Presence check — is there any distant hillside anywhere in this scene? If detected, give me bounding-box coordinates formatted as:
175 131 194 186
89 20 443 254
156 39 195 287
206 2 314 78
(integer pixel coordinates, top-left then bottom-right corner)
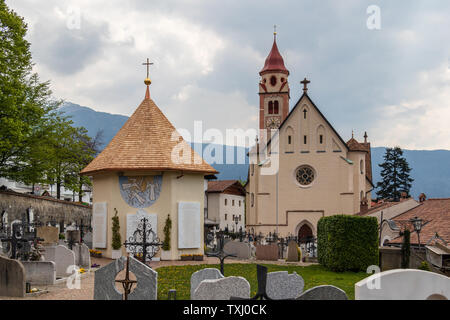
59 102 128 150
61 102 450 199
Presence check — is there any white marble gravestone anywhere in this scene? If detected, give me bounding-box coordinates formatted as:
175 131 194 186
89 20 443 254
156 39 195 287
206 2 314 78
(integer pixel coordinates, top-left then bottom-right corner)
178 202 201 249
93 202 107 248
126 209 157 253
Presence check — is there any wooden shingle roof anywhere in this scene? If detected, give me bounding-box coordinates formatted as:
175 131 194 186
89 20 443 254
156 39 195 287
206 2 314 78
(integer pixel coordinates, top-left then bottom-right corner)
81 94 217 176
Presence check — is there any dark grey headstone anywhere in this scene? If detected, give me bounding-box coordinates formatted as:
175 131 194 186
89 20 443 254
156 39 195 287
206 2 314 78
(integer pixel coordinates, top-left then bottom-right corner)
94 256 158 300
296 285 348 300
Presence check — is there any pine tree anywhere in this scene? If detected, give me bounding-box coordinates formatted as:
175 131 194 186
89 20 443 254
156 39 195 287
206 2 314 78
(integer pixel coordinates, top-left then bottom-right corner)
376 147 414 200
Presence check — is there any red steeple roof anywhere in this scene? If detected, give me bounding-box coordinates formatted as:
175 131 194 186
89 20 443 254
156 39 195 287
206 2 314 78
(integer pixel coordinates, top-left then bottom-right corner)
260 35 289 75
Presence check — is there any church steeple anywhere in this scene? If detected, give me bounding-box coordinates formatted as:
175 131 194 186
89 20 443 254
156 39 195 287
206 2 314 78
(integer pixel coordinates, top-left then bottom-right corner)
260 29 289 76
258 29 290 132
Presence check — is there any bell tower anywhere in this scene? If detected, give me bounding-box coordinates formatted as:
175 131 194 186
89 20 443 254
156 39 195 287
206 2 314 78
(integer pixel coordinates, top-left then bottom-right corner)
259 28 290 133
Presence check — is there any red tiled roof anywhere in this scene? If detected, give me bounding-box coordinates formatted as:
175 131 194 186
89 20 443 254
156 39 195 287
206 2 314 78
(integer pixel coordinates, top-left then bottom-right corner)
81 92 217 176
356 199 409 216
260 37 289 75
207 180 245 195
389 198 450 245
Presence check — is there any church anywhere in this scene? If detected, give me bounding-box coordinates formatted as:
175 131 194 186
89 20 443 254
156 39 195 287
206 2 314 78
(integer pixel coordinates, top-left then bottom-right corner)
81 64 217 260
245 32 374 240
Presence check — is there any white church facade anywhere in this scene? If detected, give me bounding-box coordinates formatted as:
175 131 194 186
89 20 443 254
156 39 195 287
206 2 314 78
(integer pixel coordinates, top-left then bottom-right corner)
245 33 373 240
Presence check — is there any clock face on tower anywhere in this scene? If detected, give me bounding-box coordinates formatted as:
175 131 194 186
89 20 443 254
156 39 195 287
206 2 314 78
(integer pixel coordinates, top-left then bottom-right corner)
266 117 281 129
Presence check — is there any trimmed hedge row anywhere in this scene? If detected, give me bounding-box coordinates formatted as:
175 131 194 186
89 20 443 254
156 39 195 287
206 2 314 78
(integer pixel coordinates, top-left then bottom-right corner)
317 215 379 272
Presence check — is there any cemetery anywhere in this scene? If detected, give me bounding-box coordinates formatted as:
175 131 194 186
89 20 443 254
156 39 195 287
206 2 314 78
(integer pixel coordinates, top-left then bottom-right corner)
0 2 449 308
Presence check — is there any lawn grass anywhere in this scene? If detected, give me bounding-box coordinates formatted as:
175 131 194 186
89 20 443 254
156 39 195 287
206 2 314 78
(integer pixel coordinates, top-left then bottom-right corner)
157 263 368 300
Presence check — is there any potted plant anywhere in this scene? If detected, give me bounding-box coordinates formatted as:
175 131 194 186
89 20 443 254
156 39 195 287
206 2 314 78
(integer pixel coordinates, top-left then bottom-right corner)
58 233 65 245
193 254 204 261
161 214 172 261
111 208 122 259
180 254 193 261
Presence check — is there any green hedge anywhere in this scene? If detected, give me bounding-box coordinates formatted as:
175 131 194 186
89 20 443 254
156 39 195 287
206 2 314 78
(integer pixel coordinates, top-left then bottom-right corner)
317 215 379 272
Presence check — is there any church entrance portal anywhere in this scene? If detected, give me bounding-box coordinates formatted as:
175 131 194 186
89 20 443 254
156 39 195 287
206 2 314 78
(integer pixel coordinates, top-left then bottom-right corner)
298 224 313 243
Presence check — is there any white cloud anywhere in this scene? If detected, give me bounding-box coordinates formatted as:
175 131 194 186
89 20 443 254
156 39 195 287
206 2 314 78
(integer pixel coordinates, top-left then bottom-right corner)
372 63 450 150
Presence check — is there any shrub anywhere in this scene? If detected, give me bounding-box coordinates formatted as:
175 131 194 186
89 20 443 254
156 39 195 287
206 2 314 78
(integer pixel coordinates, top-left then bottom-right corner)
317 215 379 272
111 208 122 250
297 246 302 261
162 214 172 251
418 261 431 271
401 229 411 268
59 233 65 240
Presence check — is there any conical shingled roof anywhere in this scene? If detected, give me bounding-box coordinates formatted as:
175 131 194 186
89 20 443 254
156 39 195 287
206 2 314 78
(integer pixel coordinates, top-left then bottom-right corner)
260 37 289 75
81 96 217 176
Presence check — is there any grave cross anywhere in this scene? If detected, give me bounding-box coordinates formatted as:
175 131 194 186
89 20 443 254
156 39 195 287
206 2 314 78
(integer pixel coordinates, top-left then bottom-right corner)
230 265 274 300
115 254 137 300
206 232 236 276
1 223 27 259
123 217 163 265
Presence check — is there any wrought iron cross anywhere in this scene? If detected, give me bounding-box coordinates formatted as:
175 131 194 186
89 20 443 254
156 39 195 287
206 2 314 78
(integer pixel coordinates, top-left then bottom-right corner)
206 232 236 276
115 254 137 300
301 77 310 93
142 58 153 79
123 217 162 265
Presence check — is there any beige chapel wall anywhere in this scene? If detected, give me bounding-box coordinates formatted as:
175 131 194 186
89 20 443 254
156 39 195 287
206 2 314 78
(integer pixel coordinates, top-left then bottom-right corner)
246 95 365 237
92 171 205 259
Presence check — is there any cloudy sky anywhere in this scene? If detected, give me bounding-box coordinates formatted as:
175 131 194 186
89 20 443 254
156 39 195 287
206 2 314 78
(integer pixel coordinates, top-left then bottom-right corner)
8 0 450 149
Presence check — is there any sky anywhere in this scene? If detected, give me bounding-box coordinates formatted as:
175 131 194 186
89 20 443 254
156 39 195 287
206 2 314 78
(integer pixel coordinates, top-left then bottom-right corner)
7 0 450 149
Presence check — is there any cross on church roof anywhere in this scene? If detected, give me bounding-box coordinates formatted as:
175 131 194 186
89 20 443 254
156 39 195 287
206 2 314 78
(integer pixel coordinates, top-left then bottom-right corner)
143 58 153 83
301 77 310 93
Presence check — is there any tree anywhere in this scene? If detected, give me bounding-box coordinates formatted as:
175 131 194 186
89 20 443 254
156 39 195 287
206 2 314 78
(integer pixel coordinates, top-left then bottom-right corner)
376 147 414 201
0 1 62 179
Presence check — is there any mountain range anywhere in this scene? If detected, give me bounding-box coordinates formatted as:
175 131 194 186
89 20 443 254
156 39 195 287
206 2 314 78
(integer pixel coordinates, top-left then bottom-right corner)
60 102 450 199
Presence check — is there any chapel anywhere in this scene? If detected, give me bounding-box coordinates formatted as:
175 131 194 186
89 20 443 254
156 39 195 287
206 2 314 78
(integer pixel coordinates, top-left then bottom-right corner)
81 62 217 260
245 32 373 240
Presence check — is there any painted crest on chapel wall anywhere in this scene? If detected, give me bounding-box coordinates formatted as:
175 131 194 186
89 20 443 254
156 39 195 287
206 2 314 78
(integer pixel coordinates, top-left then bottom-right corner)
118 175 163 208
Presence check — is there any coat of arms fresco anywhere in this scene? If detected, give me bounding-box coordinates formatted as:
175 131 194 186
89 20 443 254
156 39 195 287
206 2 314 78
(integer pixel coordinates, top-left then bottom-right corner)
118 175 163 208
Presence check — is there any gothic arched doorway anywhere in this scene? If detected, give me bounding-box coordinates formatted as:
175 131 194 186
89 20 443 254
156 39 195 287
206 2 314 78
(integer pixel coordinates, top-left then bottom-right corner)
298 224 313 243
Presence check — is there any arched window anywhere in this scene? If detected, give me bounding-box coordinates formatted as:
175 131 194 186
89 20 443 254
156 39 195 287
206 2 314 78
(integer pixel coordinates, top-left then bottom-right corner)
286 126 294 153
270 76 277 86
251 193 254 207
274 101 279 114
268 101 273 114
360 159 364 174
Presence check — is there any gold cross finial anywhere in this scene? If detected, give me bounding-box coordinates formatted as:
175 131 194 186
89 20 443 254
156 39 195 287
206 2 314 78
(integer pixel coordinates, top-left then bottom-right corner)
143 58 153 86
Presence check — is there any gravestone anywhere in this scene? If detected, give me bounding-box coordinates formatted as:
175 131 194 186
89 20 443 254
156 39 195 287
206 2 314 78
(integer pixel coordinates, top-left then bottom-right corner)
190 268 224 298
286 241 299 262
67 230 80 245
36 226 59 245
355 269 450 300
84 231 93 249
193 276 251 300
94 255 158 300
297 285 348 300
256 244 278 261
0 255 25 297
73 243 91 268
224 241 251 260
22 261 56 285
266 271 304 299
42 245 76 278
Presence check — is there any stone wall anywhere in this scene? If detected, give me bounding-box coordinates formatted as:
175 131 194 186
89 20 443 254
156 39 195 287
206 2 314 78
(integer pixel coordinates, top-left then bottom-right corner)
0 190 91 226
380 247 427 271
